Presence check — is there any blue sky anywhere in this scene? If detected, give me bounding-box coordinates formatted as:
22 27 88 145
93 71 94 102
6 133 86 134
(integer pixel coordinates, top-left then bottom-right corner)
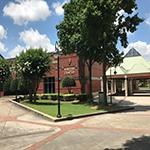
0 0 150 60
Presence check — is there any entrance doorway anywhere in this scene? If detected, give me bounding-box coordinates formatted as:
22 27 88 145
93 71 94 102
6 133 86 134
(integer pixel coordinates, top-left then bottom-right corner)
44 77 55 93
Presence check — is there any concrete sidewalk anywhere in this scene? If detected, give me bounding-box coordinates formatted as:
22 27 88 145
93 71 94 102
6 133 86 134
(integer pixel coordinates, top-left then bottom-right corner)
0 97 60 150
0 96 150 150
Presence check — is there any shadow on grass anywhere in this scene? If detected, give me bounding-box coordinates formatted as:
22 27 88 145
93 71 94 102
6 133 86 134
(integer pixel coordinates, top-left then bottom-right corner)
105 135 150 150
24 101 58 106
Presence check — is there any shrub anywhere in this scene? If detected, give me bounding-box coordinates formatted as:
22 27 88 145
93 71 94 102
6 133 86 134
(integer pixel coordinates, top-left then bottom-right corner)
50 93 63 101
63 94 76 101
3 79 11 95
62 76 76 93
76 93 87 102
40 94 50 100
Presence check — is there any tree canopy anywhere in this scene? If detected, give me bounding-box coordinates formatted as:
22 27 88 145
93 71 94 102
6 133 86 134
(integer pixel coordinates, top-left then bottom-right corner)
56 0 143 105
16 48 51 102
0 58 10 80
0 58 10 91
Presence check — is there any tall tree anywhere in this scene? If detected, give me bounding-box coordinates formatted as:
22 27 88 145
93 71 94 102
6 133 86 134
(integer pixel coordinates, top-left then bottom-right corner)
57 0 100 101
57 0 143 105
16 48 51 102
0 58 10 91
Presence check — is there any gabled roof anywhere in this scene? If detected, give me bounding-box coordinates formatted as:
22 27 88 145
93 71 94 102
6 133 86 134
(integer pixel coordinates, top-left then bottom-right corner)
125 48 141 57
106 48 150 76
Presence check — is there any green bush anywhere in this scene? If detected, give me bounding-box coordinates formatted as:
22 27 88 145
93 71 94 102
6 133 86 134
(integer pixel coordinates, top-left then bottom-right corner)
50 93 57 100
10 79 18 93
3 79 11 95
50 93 63 101
63 94 76 101
62 76 76 93
23 94 40 100
76 93 87 102
40 94 50 100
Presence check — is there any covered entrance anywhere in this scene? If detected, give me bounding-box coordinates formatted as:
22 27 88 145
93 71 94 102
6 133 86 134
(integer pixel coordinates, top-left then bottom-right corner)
106 48 150 96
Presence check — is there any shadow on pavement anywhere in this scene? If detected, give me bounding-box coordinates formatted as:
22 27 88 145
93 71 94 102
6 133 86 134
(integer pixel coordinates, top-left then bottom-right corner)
105 135 150 150
113 98 150 113
112 98 135 106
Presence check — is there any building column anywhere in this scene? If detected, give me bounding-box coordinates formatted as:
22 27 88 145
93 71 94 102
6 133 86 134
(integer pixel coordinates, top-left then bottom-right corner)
129 79 133 95
124 75 128 97
106 80 109 95
111 79 113 94
114 79 117 93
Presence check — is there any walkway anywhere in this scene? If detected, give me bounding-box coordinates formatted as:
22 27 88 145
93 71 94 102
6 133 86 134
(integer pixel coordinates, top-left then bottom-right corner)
0 96 150 150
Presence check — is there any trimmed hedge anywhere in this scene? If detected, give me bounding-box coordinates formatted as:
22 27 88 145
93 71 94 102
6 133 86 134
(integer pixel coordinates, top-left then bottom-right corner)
63 94 76 101
76 93 87 102
23 93 87 102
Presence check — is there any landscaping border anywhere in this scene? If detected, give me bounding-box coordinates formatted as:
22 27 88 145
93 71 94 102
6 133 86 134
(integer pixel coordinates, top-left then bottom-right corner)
9 99 134 122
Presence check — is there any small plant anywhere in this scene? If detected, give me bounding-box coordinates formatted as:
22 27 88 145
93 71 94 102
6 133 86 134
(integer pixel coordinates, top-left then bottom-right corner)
76 93 87 103
63 94 76 101
40 94 49 100
62 76 76 93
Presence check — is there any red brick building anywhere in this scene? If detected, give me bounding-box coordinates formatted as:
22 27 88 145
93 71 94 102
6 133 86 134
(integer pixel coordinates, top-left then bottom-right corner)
37 53 102 94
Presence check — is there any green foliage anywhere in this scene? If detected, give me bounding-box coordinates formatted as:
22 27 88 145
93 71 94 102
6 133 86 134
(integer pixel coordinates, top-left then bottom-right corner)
62 76 76 88
76 93 87 102
16 48 51 102
57 0 143 105
62 76 76 93
63 94 76 101
3 79 11 94
16 48 50 79
17 78 29 94
40 94 49 100
0 58 10 84
10 78 18 93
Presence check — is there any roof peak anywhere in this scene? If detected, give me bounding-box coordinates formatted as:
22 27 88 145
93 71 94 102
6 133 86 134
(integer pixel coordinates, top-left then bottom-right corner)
125 48 141 58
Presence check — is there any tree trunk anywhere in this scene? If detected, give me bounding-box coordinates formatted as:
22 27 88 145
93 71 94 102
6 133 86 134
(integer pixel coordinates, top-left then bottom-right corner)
102 61 108 105
33 79 39 103
87 59 93 103
68 87 71 94
79 58 86 93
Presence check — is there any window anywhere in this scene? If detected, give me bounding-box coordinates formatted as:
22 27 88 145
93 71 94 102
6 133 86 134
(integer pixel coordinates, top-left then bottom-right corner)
44 77 55 93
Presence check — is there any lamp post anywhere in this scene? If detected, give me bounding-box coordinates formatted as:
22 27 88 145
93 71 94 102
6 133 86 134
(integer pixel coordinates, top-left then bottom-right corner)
55 41 62 118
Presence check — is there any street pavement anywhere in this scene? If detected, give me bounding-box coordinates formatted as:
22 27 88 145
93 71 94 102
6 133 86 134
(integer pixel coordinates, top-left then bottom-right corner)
0 96 150 150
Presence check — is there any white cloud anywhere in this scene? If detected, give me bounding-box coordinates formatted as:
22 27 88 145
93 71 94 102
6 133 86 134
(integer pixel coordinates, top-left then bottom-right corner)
7 45 25 58
52 0 69 16
0 25 7 39
3 0 51 25
19 28 55 51
123 41 150 60
145 15 150 26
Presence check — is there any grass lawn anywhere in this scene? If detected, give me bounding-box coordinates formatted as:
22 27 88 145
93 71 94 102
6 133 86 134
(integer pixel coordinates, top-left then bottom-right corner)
21 100 106 117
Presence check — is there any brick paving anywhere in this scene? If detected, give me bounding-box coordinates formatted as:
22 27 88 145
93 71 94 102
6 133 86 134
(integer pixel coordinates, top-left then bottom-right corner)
0 96 150 150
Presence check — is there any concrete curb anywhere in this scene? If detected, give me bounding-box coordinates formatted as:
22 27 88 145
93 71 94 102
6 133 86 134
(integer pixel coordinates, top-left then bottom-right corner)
9 100 56 122
9 100 134 122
